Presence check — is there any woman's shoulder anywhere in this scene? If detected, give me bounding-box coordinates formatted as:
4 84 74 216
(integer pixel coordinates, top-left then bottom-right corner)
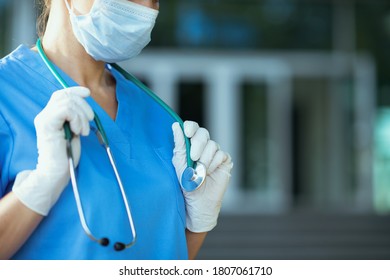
0 45 55 102
0 45 47 84
0 45 33 68
1 46 34 87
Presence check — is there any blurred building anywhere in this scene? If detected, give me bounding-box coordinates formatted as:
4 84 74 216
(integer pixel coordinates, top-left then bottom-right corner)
1 0 390 259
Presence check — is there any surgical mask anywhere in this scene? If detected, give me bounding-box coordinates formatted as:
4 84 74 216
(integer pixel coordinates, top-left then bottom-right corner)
64 0 159 63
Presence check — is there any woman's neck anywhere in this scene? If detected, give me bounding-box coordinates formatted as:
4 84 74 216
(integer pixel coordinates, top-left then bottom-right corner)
41 34 107 91
39 0 111 91
34 0 118 120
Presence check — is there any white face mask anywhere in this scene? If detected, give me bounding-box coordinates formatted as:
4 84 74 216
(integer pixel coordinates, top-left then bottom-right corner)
64 0 159 63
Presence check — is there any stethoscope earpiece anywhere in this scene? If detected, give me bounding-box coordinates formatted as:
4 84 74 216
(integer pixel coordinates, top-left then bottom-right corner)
114 242 126 252
99 238 110 247
98 238 127 251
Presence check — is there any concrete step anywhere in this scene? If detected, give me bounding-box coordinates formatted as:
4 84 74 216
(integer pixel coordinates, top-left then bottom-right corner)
197 214 390 260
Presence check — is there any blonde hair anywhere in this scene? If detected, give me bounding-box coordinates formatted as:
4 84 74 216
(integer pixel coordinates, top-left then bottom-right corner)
37 0 51 37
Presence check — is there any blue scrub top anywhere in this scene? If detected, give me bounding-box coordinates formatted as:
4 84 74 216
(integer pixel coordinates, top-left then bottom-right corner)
0 45 188 259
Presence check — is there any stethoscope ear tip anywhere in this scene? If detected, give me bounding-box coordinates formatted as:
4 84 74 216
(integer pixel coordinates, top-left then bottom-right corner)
99 238 110 246
180 163 206 192
114 242 126 251
99 239 127 251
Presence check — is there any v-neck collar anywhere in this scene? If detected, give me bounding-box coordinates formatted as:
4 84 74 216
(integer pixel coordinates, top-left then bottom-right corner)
58 64 133 158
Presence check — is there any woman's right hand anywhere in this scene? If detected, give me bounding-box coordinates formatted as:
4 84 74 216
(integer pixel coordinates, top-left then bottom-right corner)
12 86 94 216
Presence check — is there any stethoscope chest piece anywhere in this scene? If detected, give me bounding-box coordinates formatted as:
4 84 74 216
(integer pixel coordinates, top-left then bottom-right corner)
181 162 206 192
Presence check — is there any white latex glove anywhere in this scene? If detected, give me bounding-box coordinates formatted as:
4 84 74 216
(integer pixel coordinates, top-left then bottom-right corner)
172 121 233 233
13 87 94 216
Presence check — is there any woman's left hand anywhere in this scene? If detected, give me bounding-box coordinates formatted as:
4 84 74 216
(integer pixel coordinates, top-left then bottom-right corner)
172 121 233 233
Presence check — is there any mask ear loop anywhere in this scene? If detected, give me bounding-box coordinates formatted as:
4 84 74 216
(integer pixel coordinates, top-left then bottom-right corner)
36 38 137 251
63 0 73 14
63 0 83 16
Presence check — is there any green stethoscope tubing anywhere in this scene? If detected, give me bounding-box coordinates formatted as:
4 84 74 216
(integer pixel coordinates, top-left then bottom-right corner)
37 39 137 251
36 38 206 250
36 38 193 167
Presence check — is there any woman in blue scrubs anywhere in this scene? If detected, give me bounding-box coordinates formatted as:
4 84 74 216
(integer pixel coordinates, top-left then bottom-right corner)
0 0 232 259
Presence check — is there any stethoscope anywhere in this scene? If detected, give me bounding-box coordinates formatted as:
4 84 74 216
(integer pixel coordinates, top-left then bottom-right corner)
36 38 206 251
